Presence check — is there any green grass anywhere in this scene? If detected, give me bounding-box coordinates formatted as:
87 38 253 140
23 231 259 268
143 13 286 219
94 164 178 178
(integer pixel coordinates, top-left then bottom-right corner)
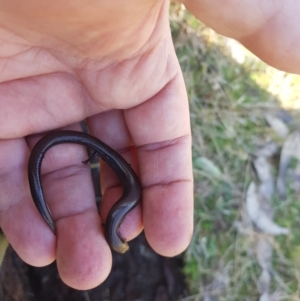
170 4 300 300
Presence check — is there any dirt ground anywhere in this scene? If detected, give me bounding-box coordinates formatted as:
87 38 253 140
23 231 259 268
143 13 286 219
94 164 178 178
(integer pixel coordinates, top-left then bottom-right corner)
0 232 188 301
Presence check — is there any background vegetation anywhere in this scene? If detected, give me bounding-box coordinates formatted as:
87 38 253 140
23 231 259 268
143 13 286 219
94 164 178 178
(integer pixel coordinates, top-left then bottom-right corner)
170 4 300 301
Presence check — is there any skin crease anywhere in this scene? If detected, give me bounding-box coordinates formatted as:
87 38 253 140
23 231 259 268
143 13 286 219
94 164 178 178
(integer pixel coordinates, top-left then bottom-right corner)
0 0 299 290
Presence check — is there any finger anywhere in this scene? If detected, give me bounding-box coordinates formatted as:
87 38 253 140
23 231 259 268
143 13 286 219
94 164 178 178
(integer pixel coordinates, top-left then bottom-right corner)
56 208 112 290
87 110 143 241
125 60 193 256
183 0 300 72
0 137 56 266
26 124 111 289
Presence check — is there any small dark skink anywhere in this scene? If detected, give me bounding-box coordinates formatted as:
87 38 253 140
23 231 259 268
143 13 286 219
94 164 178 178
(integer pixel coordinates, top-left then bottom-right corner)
28 130 141 253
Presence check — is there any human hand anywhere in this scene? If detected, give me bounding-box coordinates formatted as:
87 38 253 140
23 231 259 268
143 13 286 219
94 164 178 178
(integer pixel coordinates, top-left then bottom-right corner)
1 0 297 292
0 0 193 290
182 0 300 73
